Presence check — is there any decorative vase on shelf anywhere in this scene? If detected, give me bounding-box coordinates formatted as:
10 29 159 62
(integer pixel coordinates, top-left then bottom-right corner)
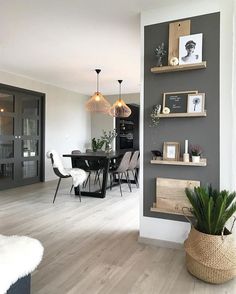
192 156 200 163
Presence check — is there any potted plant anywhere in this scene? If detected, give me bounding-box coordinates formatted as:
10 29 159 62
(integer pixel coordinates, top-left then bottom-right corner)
92 138 105 152
101 129 117 153
184 186 236 284
190 144 202 163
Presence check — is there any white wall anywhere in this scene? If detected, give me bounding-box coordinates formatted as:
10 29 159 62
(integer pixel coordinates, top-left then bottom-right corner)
140 0 235 244
91 93 140 141
0 70 91 181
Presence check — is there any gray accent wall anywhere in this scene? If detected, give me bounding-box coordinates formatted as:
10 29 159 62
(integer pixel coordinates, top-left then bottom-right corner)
143 13 220 222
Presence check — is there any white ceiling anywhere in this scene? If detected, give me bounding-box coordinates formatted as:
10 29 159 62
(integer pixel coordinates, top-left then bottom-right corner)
0 0 163 95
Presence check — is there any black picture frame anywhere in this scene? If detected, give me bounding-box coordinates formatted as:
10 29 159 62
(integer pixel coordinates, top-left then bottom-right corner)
163 91 198 113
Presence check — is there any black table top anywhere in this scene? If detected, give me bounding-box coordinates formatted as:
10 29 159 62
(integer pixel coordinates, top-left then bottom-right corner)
63 151 122 159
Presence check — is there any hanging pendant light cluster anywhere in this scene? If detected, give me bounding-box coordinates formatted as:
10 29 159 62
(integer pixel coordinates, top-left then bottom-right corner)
85 69 131 118
109 80 131 118
85 69 111 114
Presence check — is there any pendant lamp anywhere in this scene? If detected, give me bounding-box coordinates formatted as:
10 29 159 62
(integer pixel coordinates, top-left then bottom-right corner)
85 69 111 113
109 80 131 118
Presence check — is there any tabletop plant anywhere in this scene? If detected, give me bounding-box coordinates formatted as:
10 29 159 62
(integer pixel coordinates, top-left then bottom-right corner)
92 138 105 152
190 144 203 156
155 43 167 67
150 104 161 126
101 129 117 152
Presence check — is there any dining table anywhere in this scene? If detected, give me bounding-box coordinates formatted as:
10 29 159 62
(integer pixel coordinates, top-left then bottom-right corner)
63 151 123 198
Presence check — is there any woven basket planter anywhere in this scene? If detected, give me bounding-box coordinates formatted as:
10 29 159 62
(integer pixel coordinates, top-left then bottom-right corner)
184 227 236 284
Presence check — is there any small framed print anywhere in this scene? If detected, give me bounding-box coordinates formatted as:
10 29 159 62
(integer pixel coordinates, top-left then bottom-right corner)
163 91 198 113
179 33 203 65
187 93 205 113
163 142 180 161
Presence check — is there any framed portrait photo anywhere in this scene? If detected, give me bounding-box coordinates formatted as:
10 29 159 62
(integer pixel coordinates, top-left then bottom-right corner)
163 91 198 113
163 142 180 161
179 33 203 65
187 93 205 113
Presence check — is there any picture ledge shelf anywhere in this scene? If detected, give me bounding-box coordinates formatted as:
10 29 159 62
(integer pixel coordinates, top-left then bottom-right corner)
150 158 207 166
150 61 207 74
158 112 207 118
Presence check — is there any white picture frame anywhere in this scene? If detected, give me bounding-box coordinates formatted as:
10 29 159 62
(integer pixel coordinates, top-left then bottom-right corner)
187 93 205 113
179 33 203 65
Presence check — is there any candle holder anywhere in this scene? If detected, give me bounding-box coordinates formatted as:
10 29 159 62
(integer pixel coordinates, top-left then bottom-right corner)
183 153 190 162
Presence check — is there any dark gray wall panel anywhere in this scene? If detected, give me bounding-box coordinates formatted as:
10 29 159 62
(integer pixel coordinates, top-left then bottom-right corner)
143 13 220 222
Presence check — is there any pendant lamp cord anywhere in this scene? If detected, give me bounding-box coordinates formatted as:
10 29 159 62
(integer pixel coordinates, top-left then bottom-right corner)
95 69 101 93
118 80 123 100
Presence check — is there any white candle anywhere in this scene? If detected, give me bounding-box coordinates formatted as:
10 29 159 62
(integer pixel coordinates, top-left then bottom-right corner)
185 140 188 154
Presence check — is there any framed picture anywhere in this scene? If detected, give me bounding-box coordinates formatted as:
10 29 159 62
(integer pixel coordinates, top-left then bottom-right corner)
179 33 203 65
163 91 198 113
163 142 180 161
187 93 205 113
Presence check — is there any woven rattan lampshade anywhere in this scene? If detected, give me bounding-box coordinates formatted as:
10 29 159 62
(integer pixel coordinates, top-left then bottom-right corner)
109 80 131 118
85 69 111 113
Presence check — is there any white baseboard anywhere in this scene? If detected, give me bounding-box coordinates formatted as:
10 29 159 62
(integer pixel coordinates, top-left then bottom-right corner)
138 236 184 250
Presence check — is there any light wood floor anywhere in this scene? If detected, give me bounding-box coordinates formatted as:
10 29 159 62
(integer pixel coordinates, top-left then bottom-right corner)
0 180 235 294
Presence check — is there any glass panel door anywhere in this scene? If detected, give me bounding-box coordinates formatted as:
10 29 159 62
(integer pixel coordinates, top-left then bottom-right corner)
0 92 16 187
0 87 44 190
19 94 40 184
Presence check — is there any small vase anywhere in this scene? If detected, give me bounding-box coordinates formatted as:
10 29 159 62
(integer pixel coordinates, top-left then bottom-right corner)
156 57 163 67
105 142 112 153
192 156 200 163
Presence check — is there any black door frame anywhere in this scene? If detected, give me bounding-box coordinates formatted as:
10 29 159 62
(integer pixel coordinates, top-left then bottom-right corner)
0 83 46 185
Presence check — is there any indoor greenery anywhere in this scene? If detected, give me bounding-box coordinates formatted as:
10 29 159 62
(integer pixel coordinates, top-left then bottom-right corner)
185 186 236 235
92 138 105 152
190 144 203 156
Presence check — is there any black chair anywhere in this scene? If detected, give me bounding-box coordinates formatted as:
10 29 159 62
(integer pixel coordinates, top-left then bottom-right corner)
109 151 132 196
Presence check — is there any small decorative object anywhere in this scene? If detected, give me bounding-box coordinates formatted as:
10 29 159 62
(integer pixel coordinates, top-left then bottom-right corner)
163 91 198 113
92 138 105 152
183 139 190 162
169 57 179 66
184 185 236 284
190 144 203 163
151 150 162 160
162 107 170 114
163 142 180 161
101 129 117 153
187 93 205 113
155 43 167 67
150 104 161 126
179 33 203 65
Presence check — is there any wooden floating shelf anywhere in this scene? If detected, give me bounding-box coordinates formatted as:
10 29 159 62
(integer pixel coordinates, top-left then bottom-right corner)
158 111 207 118
150 61 207 74
150 158 207 167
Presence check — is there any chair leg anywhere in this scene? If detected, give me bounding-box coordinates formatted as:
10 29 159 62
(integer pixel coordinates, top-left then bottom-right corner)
110 173 113 190
135 169 139 188
53 178 61 203
125 171 132 192
131 170 139 188
70 184 74 194
118 173 123 197
78 185 82 202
